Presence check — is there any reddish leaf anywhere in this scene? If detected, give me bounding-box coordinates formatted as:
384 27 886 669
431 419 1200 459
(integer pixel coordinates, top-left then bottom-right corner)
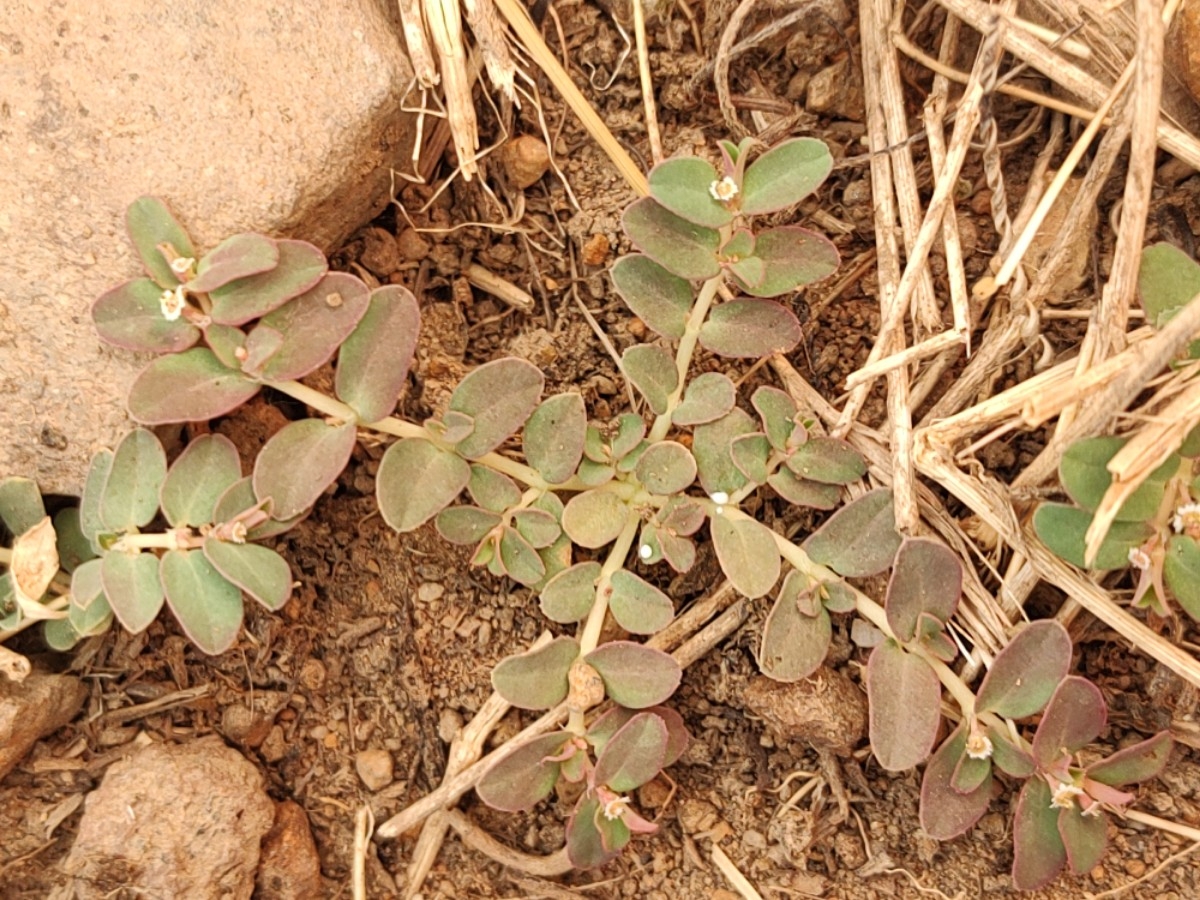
335 285 420 423
252 419 357 520
866 640 941 771
127 348 261 424
92 278 201 353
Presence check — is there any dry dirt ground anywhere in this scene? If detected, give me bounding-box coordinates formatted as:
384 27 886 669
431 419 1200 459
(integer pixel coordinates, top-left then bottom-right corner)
5 1 1200 898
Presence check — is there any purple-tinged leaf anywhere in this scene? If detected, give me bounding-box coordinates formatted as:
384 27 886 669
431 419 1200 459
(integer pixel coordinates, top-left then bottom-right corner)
622 344 678 415
497 525 546 586
126 196 194 289
660 531 697 574
698 298 801 358
784 437 866 485
203 540 292 611
661 497 705 536
127 348 261 424
711 514 781 599
917 612 958 662
693 408 757 496
540 562 601 623
804 489 900 577
1033 676 1107 767
335 285 420 423
727 256 765 288
730 433 771 484
562 490 628 549
160 549 243 655
760 570 831 682
160 434 242 528
100 428 168 532
435 506 501 545
608 570 674 635
975 620 1071 718
1032 503 1152 570
1058 804 1107 875
477 732 573 812
734 226 840 297
611 254 692 341
885 537 962 642
449 358 545 459
239 325 284 377
672 372 736 426
647 156 733 228
189 233 279 293
92 278 202 353
635 441 696 495
622 197 721 280
99 552 163 634
468 465 521 513
768 468 839 509
988 724 1036 778
751 386 800 451
587 706 689 767
866 640 940 771
586 641 681 709
438 411 476 445
253 420 356 520
524 393 587 484
594 712 669 792
212 477 306 541
920 725 993 840
567 795 619 868
208 239 328 325
740 137 833 215
492 635 580 709
1012 779 1067 891
255 272 371 382
1086 731 1172 786
204 323 247 369
377 438 471 532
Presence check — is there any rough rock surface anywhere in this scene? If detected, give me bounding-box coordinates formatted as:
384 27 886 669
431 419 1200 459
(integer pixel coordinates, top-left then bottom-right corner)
0 672 88 782
63 736 275 899
0 0 415 495
256 800 325 900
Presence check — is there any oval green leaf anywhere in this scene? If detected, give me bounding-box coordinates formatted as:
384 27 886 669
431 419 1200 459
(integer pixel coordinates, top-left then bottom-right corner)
740 137 833 215
975 620 1071 718
785 437 866 485
126 195 195 289
647 156 732 228
160 549 244 655
610 254 692 340
562 490 628 548
0 477 46 537
128 348 261 424
468 465 522 513
1012 779 1067 891
497 525 546 586
377 438 471 533
635 441 696 495
672 372 736 426
608 569 674 635
804 489 901 577
253 419 357 520
100 551 165 634
1139 242 1200 329
449 358 545 459
1032 502 1152 570
711 514 781 599
593 712 669 792
255 272 372 382
540 561 601 623
693 408 757 496
622 344 678 415
768 468 840 509
735 226 840 297
1165 534 1200 621
1032 676 1106 767
491 635 580 709
884 537 962 643
203 539 293 611
160 434 242 528
585 641 682 709
208 239 329 325
698 298 802 358
524 393 587 485
1060 436 1177 520
435 505 501 545
867 640 941 771
476 732 572 812
92 278 201 353
751 385 800 450
189 232 280 293
100 428 168 532
335 284 421 423
622 197 721 280
919 725 993 840
759 570 831 682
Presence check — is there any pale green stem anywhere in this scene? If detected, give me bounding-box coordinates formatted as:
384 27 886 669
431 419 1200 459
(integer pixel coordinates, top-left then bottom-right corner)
647 276 724 444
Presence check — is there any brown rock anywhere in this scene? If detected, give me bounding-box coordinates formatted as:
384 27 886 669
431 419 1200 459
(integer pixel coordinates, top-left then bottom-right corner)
257 800 324 900
63 736 274 899
359 227 402 278
0 672 87 782
0 0 417 496
501 135 552 189
397 228 432 262
806 57 864 121
355 748 394 791
741 668 867 755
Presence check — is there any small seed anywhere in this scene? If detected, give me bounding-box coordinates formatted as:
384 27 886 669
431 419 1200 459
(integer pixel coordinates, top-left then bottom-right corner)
326 292 343 308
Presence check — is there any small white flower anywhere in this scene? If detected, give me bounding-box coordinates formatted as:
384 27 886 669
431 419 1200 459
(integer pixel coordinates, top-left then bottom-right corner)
1128 546 1152 569
639 544 653 560
1049 780 1085 810
710 491 729 506
709 177 739 203
1172 502 1200 534
169 256 196 275
965 730 993 760
601 793 631 821
160 285 186 321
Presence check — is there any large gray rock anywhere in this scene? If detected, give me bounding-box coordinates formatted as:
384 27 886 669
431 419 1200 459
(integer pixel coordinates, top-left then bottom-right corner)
0 0 416 495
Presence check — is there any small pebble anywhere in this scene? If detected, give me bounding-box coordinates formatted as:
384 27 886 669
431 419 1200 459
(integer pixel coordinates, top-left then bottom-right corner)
417 583 445 603
299 658 326 691
1124 858 1147 877
502 134 551 189
356 749 394 791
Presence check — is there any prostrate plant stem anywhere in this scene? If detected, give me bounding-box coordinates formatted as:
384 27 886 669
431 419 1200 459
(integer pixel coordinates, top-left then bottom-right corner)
647 275 723 443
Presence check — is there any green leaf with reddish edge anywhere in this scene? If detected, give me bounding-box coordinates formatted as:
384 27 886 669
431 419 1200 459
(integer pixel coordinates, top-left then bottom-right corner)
1086 731 1172 786
1032 502 1152 570
588 706 689 767
54 508 96 575
160 549 243 654
752 386 799 451
727 257 765 290
437 411 475 445
524 393 587 484
1139 242 1200 329
728 432 769 485
638 524 664 565
760 570 831 682
492 635 579 709
43 618 80 651
208 239 328 325
740 137 833 215
1164 535 1200 620
448 358 545 459
253 420 356 520
721 229 754 260
100 549 164 633
435 506 501 545
1032 676 1107 767
255 272 371 382
68 579 112 637
1013 779 1068 890
735 226 840 297
126 196 194 289
189 233 279 293
610 255 691 341
92 278 202 354
476 732 572 812
512 509 561 549
698 298 801 358
988 724 1036 777
785 437 866 485
919 725 993 840
1059 436 1177 520
622 197 721 280
867 640 941 771
160 434 242 528
661 497 705 535
594 712 669 792
647 156 732 228
585 641 682 709
204 323 247 369
334 285 420 423
540 561 600 623
622 344 678 415
0 478 45 537
975 620 1072 718
128 348 261 424
533 530 573 593
239 325 284 377
578 458 615 487
212 478 305 540
377 438 471 533
1059 804 1107 875
79 451 114 549
661 531 697 573
768 468 839 509
497 525 545 586
916 611 957 661
949 742 991 794
608 570 674 634
635 442 696 495
567 795 618 868
884 537 962 642
203 540 292 611
468 465 521 513
672 372 735 426
821 581 856 613
711 514 781 599
611 414 646 462
562 490 628 548
693 408 757 496
804 488 900 577
100 428 167 532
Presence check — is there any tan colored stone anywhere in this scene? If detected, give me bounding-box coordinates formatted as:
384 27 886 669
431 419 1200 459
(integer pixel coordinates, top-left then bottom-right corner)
0 0 415 496
0 673 87 782
355 747 394 791
741 667 867 755
256 800 324 900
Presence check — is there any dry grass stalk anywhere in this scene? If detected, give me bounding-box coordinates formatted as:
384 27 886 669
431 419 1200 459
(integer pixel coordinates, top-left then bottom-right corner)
632 0 664 165
398 0 440 88
424 0 480 180
462 0 517 101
